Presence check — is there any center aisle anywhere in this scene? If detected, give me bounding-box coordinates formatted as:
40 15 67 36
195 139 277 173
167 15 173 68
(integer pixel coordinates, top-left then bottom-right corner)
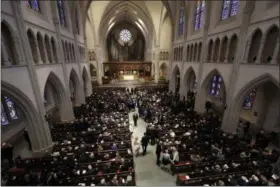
128 111 176 186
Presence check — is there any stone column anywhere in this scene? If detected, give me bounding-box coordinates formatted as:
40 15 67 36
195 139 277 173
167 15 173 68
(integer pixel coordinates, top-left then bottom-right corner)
34 39 43 64
224 42 230 63
1 42 12 66
242 40 251 63
271 38 279 64
51 10 74 120
43 41 50 64
221 1 255 133
255 36 266 64
210 43 215 63
194 1 211 113
11 1 53 152
217 42 222 63
12 36 25 65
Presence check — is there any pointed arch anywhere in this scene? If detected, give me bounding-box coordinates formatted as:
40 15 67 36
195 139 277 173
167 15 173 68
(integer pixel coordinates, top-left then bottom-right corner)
261 25 279 64
228 34 238 62
224 73 280 132
213 38 220 62
248 28 263 63
44 35 52 63
1 21 18 65
44 71 68 121
1 81 52 151
183 66 197 95
207 39 213 62
69 68 84 105
51 37 58 63
220 36 228 62
199 69 227 114
27 29 38 63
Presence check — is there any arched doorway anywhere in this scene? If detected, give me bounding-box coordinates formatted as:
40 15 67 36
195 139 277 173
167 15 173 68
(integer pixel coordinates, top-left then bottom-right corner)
82 67 92 97
69 69 84 106
171 65 180 95
197 70 227 115
183 67 197 100
90 64 97 81
223 74 280 133
43 72 73 122
2 81 52 153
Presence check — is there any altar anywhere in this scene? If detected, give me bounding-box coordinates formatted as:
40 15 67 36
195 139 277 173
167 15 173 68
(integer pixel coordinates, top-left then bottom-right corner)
123 75 135 80
103 61 152 81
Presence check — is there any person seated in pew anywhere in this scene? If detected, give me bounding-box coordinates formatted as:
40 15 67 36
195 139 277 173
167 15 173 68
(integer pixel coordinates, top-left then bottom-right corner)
111 143 118 151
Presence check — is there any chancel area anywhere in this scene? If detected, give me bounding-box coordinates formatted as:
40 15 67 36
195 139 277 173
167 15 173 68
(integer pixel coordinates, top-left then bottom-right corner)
1 0 280 186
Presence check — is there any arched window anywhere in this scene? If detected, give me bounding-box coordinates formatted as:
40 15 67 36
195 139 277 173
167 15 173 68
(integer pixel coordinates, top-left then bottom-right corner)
24 0 40 12
1 96 19 126
194 0 205 31
221 0 239 20
209 74 222 97
178 6 185 36
75 8 80 35
57 0 67 27
243 89 257 110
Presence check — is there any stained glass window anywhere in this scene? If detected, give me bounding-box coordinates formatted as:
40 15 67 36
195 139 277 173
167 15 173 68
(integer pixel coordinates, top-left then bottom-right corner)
194 0 205 31
230 0 239 16
221 0 239 20
1 103 9 126
4 96 19 120
178 6 185 36
243 89 257 110
24 0 40 12
209 74 222 97
57 0 67 27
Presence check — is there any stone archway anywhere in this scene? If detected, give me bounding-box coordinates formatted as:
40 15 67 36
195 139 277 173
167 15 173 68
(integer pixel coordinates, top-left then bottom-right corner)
44 72 74 122
69 69 84 106
222 74 280 133
171 65 180 94
183 67 197 99
2 81 52 152
195 69 227 115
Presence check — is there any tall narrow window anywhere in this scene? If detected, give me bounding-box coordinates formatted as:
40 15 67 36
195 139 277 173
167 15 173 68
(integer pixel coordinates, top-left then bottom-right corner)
209 74 222 97
178 6 185 36
243 89 257 110
24 0 40 12
75 8 80 35
57 0 67 27
221 0 239 20
194 0 205 30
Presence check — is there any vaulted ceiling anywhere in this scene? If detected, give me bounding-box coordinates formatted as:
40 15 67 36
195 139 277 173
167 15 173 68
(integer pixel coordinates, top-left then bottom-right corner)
80 1 175 49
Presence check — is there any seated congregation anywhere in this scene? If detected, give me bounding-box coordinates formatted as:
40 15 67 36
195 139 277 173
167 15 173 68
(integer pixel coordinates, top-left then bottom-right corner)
134 87 280 186
1 86 280 186
3 88 135 186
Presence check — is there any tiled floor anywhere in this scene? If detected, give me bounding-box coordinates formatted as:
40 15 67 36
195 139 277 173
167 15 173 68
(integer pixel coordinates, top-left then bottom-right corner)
128 111 176 186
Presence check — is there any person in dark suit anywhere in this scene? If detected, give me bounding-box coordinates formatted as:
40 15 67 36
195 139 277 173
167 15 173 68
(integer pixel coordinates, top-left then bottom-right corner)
1 142 14 168
133 113 139 127
156 141 162 166
141 133 149 156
